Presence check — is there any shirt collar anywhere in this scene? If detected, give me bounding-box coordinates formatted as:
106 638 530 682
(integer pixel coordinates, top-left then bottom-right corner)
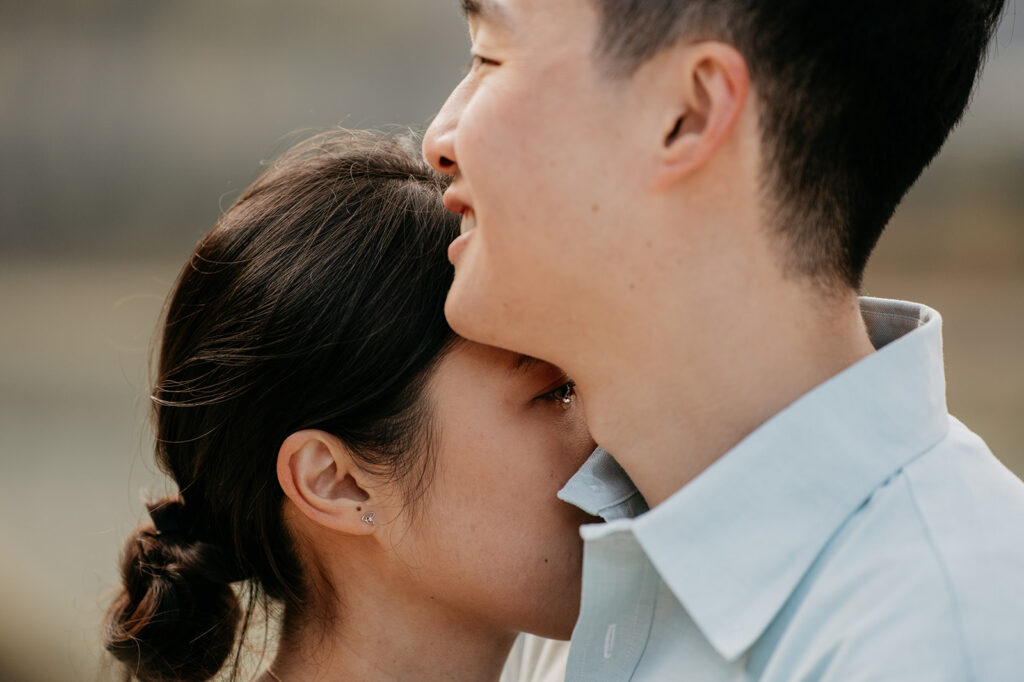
559 446 648 521
595 298 950 661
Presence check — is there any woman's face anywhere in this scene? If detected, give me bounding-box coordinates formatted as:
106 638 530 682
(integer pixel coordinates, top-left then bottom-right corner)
378 341 597 640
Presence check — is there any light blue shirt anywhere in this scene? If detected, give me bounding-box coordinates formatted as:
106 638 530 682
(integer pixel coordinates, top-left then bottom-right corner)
559 298 1024 681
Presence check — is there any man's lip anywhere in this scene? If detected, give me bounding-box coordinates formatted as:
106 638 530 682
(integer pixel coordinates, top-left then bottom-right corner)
443 188 470 215
447 230 474 265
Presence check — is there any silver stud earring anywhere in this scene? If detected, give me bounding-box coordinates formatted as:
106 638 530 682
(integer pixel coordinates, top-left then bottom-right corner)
360 511 375 526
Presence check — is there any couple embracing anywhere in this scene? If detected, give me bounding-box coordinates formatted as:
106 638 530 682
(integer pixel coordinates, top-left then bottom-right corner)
105 1 1024 680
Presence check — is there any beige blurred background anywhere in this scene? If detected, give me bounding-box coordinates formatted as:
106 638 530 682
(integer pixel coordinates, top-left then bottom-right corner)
0 1 1021 680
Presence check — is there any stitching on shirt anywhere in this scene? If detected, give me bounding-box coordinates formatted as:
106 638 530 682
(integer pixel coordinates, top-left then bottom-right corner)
598 488 644 514
625 563 660 681
862 311 923 325
904 467 978 682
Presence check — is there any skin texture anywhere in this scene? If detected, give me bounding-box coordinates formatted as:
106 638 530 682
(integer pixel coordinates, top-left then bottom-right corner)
272 342 596 682
423 0 876 507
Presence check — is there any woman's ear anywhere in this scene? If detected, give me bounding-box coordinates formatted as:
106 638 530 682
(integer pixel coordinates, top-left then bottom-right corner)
276 429 377 535
653 41 750 188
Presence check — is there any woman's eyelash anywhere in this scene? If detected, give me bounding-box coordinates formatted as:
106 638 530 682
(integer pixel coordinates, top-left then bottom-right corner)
540 381 576 406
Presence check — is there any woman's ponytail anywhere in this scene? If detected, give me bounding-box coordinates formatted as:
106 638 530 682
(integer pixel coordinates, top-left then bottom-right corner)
103 498 242 682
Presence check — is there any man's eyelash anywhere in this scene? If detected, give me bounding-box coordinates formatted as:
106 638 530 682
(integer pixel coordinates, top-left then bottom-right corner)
464 54 499 74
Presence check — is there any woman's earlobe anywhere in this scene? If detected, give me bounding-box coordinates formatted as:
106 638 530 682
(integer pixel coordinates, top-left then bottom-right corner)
277 430 377 535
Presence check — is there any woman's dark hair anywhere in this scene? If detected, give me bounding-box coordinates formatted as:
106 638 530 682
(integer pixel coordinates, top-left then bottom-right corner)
103 130 459 681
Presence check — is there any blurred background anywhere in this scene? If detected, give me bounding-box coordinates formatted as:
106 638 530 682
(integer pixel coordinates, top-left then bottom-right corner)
0 1 1021 679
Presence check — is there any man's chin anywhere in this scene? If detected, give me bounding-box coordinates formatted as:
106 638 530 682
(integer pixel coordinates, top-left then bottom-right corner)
443 279 494 345
444 263 548 356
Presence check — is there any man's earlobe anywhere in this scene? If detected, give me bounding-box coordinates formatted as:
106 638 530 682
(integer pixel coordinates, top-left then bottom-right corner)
665 116 685 147
276 430 377 535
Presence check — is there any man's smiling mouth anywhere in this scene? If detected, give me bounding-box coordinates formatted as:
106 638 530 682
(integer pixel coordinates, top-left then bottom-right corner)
460 209 477 235
448 210 477 265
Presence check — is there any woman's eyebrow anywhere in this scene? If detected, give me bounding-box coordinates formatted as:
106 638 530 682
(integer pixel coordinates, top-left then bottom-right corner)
509 353 543 375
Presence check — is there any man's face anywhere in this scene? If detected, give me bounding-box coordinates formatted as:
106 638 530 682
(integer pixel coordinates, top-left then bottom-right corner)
424 0 649 362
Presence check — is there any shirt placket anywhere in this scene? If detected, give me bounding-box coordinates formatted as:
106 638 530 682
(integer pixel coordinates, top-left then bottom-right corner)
566 530 660 681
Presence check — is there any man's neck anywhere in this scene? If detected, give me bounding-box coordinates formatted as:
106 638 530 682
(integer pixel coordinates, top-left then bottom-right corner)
573 282 875 509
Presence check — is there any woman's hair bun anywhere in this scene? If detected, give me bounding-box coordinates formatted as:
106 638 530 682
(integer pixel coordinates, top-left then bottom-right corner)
103 497 242 682
146 497 191 542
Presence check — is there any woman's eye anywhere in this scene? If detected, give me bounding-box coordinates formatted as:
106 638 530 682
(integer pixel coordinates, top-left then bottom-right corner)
540 381 576 408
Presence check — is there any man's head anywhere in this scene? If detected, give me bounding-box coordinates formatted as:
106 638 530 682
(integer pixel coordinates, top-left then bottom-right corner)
424 0 1005 367
589 0 1006 286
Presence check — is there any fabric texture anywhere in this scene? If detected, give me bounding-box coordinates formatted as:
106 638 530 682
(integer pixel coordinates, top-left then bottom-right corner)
559 297 1024 681
500 634 571 682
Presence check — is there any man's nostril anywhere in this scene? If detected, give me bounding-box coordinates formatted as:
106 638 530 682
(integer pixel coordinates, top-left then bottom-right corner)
439 155 455 168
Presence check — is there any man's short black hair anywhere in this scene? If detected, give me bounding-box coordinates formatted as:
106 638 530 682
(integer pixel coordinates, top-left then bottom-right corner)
592 0 1006 289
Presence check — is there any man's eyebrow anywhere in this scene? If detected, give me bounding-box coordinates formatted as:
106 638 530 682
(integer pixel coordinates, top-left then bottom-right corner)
509 353 543 375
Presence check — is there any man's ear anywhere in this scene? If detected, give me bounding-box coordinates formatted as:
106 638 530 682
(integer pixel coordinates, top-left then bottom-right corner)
653 41 749 188
276 429 377 535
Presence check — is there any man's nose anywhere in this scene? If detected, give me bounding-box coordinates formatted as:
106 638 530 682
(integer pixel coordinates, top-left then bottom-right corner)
423 87 465 176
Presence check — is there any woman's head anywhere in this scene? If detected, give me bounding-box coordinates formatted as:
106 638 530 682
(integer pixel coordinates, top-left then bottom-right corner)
104 130 595 682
